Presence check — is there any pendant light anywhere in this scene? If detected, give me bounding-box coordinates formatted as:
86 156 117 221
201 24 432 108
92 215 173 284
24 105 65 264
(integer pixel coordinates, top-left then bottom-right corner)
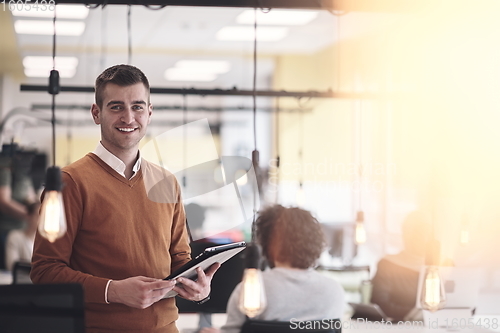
238 243 267 317
238 7 267 318
355 211 366 244
420 239 446 312
355 101 366 244
38 10 67 243
182 94 188 188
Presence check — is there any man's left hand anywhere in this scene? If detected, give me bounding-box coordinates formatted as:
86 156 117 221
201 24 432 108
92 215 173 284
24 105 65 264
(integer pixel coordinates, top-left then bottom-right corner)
173 263 221 302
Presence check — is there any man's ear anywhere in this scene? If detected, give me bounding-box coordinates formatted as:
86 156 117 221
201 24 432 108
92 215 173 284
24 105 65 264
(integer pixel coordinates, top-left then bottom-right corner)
91 104 101 125
147 103 153 124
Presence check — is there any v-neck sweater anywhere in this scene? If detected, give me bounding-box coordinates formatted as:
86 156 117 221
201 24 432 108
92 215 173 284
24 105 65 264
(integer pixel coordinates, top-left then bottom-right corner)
31 153 191 332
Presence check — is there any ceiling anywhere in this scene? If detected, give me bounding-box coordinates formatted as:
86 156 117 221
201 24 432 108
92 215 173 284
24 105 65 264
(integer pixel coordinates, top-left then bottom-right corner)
11 6 336 88
5 4 402 89
1 3 403 149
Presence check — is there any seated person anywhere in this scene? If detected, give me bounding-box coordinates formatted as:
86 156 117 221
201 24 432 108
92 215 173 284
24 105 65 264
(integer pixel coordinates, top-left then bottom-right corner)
5 202 39 271
370 211 432 321
202 205 345 333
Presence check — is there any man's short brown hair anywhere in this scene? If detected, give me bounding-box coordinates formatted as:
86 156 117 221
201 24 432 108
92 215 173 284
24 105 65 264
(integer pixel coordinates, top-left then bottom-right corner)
256 205 326 269
95 64 150 108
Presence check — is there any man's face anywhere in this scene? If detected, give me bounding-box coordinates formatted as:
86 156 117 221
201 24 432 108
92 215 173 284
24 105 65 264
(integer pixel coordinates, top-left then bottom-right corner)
91 82 152 156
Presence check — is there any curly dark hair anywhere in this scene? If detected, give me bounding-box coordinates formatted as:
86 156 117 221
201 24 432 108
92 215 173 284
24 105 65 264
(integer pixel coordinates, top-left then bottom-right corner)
95 64 150 108
256 205 326 269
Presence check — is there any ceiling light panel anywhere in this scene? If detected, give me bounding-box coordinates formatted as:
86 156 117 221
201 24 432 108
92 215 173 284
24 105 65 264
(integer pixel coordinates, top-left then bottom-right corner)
236 10 319 26
24 68 76 78
164 60 232 82
164 69 217 82
175 60 231 74
23 56 78 78
216 26 288 42
12 5 89 19
15 20 85 36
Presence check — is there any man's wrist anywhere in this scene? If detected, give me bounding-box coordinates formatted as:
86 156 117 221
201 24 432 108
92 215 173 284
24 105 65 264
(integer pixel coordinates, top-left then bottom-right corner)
105 280 113 304
193 294 210 305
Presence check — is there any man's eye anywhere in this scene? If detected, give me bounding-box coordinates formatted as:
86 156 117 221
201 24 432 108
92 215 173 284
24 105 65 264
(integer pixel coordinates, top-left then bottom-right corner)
111 106 121 110
133 105 144 111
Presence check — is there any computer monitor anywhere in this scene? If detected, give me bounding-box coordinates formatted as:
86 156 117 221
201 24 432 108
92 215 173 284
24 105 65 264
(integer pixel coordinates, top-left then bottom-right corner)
0 283 85 333
321 222 358 265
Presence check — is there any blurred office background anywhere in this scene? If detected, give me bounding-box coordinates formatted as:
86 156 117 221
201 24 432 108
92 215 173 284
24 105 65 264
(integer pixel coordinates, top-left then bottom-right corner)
1 0 500 317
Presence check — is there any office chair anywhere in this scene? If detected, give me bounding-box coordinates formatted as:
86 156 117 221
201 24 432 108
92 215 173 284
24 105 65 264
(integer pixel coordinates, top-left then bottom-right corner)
240 318 341 333
12 261 32 284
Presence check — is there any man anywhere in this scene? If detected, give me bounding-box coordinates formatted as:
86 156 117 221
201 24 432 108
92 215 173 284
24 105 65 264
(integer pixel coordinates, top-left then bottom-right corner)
31 64 219 333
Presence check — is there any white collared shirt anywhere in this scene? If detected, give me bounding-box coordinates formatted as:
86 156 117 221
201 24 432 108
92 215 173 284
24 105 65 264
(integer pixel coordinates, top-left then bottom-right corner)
93 142 141 179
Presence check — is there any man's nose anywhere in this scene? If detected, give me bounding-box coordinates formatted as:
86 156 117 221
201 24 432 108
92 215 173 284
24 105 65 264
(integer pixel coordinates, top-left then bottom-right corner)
121 108 134 124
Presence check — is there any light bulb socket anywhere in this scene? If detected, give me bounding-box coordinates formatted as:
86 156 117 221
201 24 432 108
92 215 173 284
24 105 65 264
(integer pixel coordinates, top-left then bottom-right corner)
356 211 364 223
245 243 262 269
252 150 259 170
45 166 63 192
48 70 60 95
425 239 441 266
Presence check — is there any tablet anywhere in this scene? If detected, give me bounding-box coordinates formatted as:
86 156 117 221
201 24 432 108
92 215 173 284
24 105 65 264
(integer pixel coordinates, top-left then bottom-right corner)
163 241 246 298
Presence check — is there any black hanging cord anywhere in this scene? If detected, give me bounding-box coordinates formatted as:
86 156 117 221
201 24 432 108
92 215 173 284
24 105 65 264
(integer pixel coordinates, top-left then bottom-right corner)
182 94 187 188
51 99 56 166
250 7 259 242
49 9 59 167
298 107 303 189
275 97 280 203
252 8 257 150
52 14 56 71
46 6 62 194
127 5 132 64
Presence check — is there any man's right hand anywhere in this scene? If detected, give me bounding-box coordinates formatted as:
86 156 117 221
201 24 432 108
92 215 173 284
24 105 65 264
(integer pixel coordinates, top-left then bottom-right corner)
107 276 176 309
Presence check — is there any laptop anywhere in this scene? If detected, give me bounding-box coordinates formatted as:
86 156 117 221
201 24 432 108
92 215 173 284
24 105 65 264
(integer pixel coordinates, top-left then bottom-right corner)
349 302 393 322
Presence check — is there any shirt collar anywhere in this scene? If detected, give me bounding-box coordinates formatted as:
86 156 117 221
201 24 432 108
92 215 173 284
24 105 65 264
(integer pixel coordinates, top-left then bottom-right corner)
93 142 141 179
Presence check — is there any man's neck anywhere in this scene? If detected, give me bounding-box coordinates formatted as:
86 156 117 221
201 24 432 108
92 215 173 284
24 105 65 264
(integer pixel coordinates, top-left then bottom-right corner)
101 142 139 179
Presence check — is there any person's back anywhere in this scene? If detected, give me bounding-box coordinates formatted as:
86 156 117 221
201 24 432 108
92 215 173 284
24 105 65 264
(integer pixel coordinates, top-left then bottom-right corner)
370 211 431 321
214 205 345 333
221 267 344 333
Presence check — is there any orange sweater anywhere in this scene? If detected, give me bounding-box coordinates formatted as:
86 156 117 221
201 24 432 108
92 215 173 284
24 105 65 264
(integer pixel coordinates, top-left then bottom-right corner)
31 154 191 333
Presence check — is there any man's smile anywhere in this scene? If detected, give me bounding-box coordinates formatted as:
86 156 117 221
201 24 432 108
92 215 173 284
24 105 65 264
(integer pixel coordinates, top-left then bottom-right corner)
117 127 138 132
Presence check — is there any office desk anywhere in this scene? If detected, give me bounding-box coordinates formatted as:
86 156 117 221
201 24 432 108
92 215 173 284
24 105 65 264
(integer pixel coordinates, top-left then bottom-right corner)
341 317 499 333
177 315 499 333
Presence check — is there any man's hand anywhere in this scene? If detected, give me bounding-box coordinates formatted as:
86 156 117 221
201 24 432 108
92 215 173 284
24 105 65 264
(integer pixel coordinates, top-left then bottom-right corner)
107 276 176 309
173 263 221 302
